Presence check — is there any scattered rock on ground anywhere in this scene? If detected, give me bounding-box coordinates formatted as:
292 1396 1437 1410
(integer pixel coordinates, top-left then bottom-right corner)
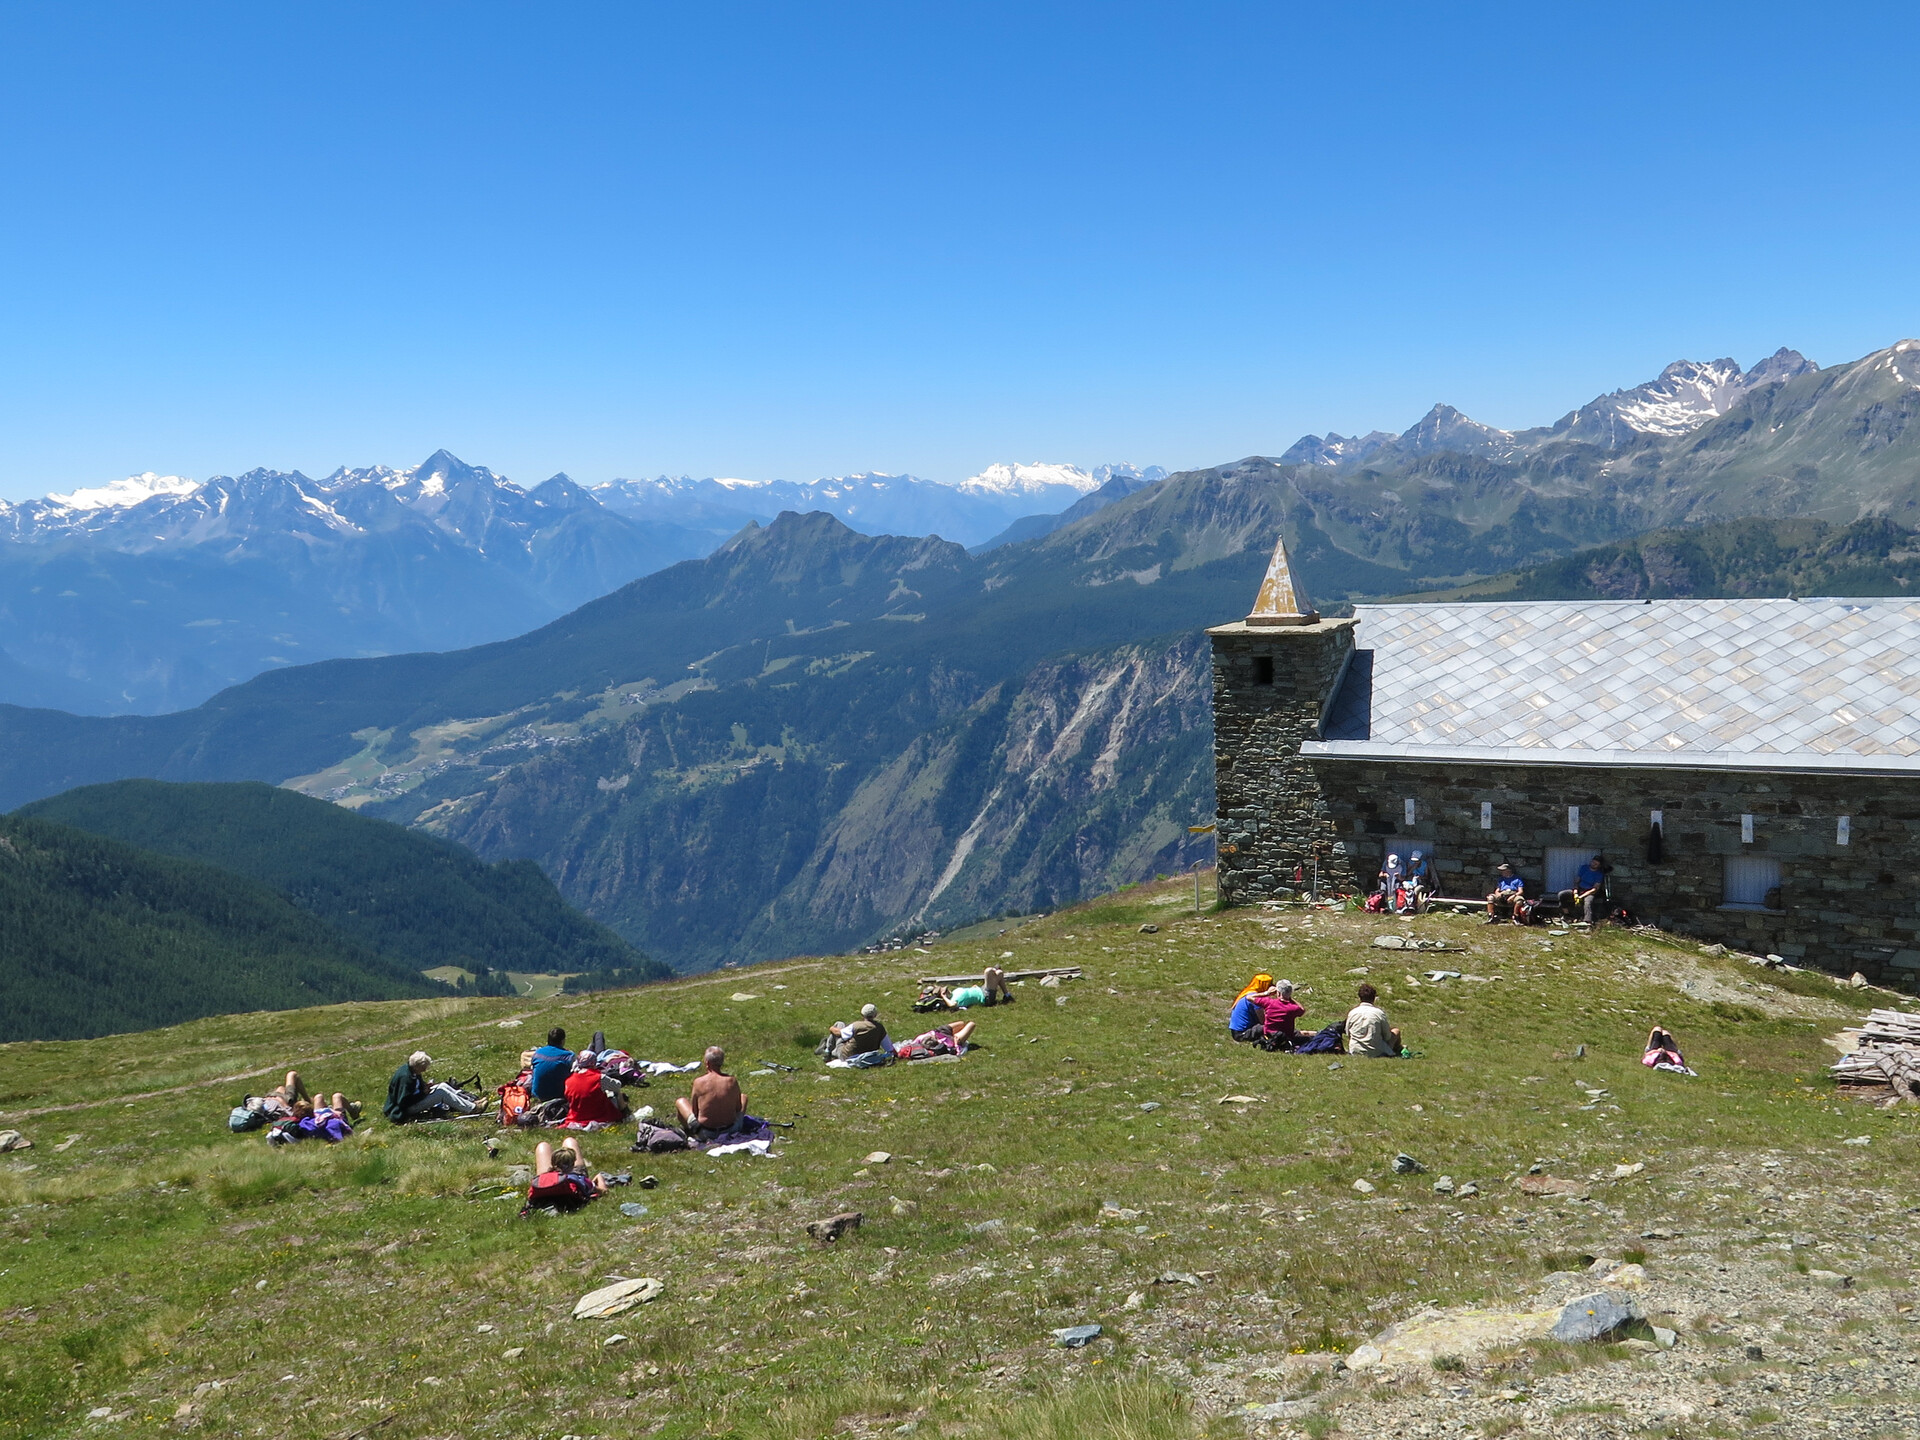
0 1130 31 1152
1352 1179 1376 1194
807 1211 864 1244
1515 1174 1587 1197
1392 1152 1426 1174
572 1277 664 1320
1548 1290 1639 1343
1052 1323 1102 1348
864 1151 892 1165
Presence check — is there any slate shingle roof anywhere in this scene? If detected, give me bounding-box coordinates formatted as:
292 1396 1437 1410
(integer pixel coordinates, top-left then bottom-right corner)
1303 598 1920 774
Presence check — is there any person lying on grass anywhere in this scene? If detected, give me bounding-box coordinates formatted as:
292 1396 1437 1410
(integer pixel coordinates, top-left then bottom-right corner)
521 1136 611 1214
1345 983 1404 1058
929 967 1015 1010
893 1021 976 1060
255 1072 361 1122
1228 974 1276 1042
1643 1025 1696 1075
266 1098 354 1145
676 1046 749 1142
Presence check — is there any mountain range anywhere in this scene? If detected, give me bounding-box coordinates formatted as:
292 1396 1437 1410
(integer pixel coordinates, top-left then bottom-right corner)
0 453 1159 714
5 338 1920 972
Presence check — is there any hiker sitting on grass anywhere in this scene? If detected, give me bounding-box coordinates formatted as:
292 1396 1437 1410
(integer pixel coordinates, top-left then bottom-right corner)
1486 864 1525 923
564 1051 632 1129
383 1051 481 1123
1228 974 1276 1042
1345 984 1404 1058
528 1027 574 1102
522 1136 610 1213
676 1046 749 1142
820 1004 890 1059
1253 979 1306 1052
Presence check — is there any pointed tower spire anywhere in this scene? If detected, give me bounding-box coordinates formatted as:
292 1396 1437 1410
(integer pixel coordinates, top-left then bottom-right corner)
1246 531 1318 626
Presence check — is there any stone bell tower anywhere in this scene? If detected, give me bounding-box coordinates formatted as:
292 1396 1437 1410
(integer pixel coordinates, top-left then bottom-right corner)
1206 531 1357 903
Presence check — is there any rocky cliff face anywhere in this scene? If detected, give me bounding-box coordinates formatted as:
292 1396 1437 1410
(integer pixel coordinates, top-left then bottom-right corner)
404 632 1212 970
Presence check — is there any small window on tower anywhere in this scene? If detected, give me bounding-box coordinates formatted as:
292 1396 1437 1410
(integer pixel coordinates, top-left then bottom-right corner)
1253 656 1274 686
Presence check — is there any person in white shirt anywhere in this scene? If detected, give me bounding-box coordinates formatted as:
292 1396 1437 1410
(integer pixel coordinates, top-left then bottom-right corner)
1345 983 1403 1058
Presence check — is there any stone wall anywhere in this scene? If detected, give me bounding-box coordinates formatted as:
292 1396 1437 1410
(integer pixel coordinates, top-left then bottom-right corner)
1208 620 1359 902
1311 757 1920 983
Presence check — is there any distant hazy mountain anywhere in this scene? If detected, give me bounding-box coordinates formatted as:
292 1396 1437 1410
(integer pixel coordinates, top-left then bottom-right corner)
0 452 1155 714
590 462 1165 549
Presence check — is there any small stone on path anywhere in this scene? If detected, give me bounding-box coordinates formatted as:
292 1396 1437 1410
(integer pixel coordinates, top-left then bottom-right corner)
1352 1178 1376 1194
1052 1323 1101 1348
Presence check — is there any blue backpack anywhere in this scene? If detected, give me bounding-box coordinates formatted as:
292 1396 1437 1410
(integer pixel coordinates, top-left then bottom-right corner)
228 1103 267 1132
1295 1023 1345 1056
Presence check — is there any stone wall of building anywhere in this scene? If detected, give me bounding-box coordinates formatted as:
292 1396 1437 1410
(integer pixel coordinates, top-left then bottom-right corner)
1309 757 1920 983
1209 620 1359 903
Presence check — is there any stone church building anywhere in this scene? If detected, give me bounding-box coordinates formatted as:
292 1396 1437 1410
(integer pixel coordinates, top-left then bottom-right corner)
1209 534 1920 981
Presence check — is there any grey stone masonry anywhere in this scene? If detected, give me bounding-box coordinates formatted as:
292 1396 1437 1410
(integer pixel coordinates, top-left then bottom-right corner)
1207 618 1358 903
1309 757 1920 984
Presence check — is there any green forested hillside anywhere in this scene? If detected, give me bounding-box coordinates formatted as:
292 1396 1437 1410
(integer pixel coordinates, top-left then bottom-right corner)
17 779 660 980
0 813 439 1041
1404 516 1920 602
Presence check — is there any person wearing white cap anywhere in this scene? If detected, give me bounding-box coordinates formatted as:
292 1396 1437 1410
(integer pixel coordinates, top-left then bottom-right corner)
382 1049 480 1123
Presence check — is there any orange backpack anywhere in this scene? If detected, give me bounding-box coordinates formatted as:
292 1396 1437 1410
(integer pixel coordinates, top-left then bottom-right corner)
498 1081 534 1127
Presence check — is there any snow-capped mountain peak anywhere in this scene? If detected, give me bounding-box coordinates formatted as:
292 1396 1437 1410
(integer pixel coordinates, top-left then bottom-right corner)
955 461 1104 499
44 472 200 512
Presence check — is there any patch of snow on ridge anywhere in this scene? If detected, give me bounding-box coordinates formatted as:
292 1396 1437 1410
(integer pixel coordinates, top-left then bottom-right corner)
45 472 200 512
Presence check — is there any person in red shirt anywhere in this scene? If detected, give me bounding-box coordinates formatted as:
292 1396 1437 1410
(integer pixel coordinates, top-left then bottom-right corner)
1252 980 1306 1051
563 1052 630 1129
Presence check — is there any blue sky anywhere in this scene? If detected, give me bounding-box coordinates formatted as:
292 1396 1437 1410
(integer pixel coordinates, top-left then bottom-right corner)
1 3 1916 498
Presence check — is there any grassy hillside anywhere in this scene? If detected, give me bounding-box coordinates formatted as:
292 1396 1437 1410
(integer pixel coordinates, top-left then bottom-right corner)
17 779 659 980
1399 516 1920 603
0 813 438 1042
0 878 1910 1438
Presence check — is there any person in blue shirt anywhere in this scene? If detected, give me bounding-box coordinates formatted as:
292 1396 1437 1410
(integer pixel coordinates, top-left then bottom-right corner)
529 1027 575 1101
1572 853 1611 924
1405 851 1434 910
1485 863 1526 924
1228 974 1276 1042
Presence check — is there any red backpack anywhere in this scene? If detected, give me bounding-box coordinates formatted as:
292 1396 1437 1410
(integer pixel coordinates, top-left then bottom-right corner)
521 1169 593 1216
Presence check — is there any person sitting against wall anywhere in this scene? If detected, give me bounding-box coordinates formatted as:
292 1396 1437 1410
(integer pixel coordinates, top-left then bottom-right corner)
1228 974 1276 1043
1568 853 1612 925
1377 853 1407 912
1405 851 1434 911
1486 863 1526 924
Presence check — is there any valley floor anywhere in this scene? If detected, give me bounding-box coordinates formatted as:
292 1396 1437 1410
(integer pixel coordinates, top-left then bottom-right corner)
0 882 1914 1439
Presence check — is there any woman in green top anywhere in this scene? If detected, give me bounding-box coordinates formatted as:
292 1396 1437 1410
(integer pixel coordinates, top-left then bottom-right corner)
944 966 1012 1009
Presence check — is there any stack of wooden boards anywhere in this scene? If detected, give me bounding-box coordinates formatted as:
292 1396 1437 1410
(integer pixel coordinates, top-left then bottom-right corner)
1831 1008 1920 1099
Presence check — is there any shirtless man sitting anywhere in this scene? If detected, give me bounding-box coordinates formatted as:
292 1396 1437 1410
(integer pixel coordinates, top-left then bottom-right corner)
675 1046 747 1141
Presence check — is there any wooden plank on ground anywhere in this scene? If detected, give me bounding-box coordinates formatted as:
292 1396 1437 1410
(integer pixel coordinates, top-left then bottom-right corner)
916 967 1083 986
